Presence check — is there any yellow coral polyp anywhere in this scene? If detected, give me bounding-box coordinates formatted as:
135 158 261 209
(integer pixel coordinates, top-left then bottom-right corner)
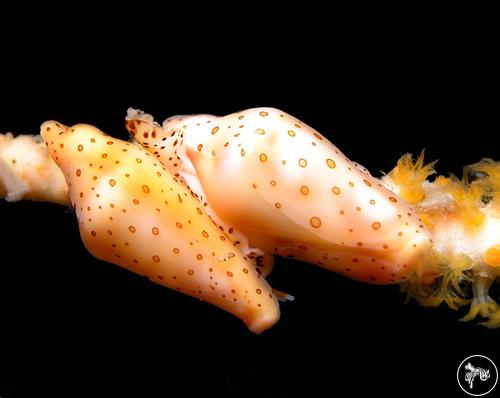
468 158 500 203
404 252 472 310
447 179 486 230
469 158 500 180
387 151 436 204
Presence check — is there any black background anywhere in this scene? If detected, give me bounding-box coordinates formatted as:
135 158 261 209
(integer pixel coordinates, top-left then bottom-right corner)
0 13 498 397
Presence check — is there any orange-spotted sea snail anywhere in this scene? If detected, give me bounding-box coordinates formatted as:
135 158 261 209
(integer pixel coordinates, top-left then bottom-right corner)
40 121 280 334
125 108 437 286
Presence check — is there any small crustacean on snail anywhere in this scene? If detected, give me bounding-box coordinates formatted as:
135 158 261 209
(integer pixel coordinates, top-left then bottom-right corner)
1 107 499 331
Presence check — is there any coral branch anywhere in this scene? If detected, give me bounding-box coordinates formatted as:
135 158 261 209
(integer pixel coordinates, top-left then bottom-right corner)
0 133 69 205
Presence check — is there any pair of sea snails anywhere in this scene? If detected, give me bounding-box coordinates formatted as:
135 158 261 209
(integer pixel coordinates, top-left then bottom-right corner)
1 107 499 333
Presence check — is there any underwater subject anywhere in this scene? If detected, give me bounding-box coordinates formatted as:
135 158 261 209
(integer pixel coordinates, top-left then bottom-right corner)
1 108 499 333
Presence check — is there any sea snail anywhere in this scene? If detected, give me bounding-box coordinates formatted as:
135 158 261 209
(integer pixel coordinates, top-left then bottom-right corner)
0 107 499 331
125 107 437 286
40 121 279 334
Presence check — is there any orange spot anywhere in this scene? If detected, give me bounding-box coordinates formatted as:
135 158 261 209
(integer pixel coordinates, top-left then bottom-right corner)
187 269 194 275
259 153 268 162
363 179 372 187
275 202 282 209
255 128 265 134
176 222 183 228
211 126 219 135
332 186 341 195
310 216 322 228
109 179 116 187
128 226 136 233
298 158 307 167
259 111 268 117
197 144 203 151
76 169 81 177
372 222 381 230
152 227 159 235
300 185 309 195
241 148 245 157
78 144 83 152
173 248 180 254
227 271 233 277
202 230 209 238
142 185 150 193
152 255 160 263
197 254 203 260
326 158 336 169
288 130 296 137
389 196 398 202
